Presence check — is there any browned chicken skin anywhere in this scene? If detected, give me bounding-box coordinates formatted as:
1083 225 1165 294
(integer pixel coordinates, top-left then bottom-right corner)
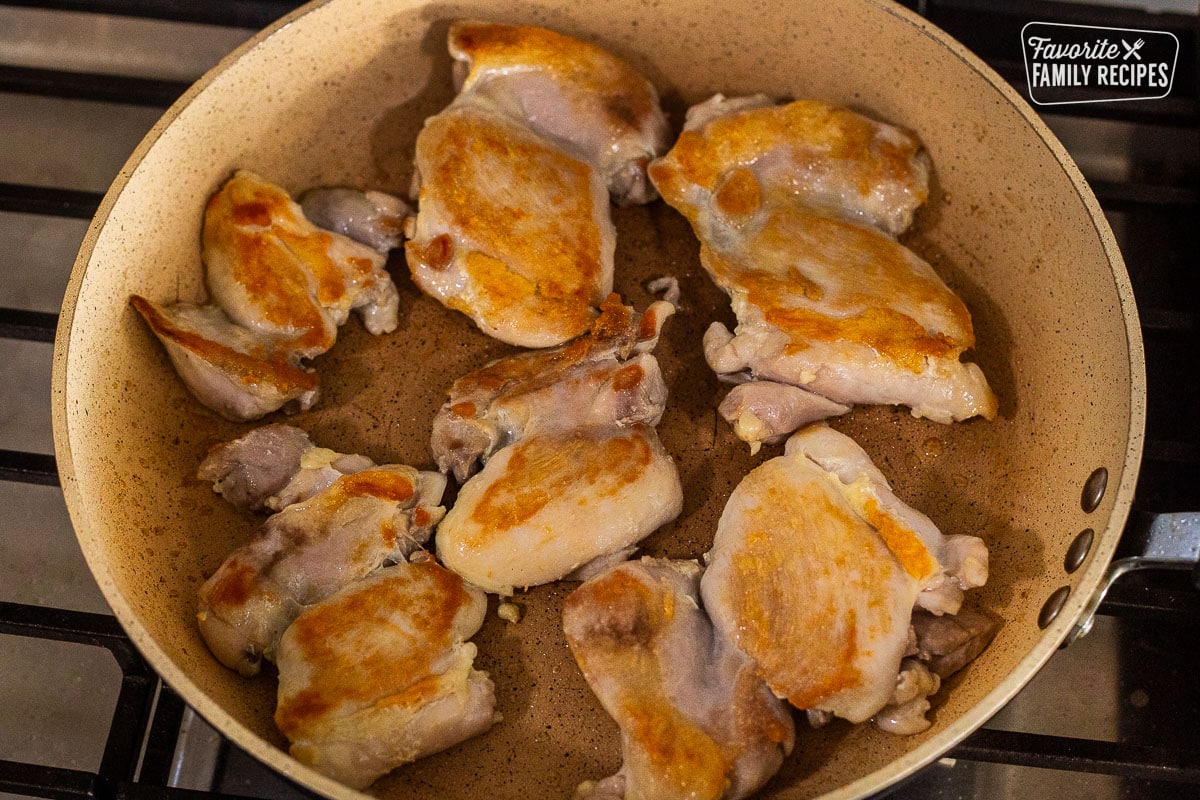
132 171 402 421
564 558 794 800
405 22 669 347
701 425 990 730
434 293 683 594
439 423 682 594
196 427 445 676
447 20 670 205
406 101 615 348
431 293 675 481
649 97 997 446
204 171 399 349
275 557 496 789
129 297 320 421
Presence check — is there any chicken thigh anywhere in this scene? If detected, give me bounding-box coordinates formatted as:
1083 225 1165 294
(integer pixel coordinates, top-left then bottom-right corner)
132 171 401 421
717 380 849 454
405 23 668 346
700 425 989 727
447 20 670 205
438 424 682 595
198 463 446 676
204 170 399 347
197 423 374 512
564 558 794 800
431 293 674 480
654 95 930 237
129 297 319 421
648 98 997 446
434 294 682 593
299 186 410 253
275 556 496 789
406 100 615 348
787 425 988 616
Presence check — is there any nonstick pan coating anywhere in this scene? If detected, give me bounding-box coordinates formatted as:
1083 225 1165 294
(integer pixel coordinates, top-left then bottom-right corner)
52 1 1144 797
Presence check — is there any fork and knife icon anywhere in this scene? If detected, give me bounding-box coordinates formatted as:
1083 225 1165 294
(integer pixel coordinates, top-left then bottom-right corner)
1121 38 1145 60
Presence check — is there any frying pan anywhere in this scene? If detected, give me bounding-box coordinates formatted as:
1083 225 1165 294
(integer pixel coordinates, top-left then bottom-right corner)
50 0 1146 797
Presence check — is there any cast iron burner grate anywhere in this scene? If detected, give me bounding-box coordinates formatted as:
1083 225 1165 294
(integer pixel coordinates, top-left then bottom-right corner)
0 0 1196 798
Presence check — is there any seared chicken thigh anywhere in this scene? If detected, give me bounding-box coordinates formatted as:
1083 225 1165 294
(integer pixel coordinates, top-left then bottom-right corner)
132 171 401 421
564 558 794 800
649 98 997 445
434 294 683 593
657 95 930 236
197 464 445 676
129 297 319 421
204 170 398 347
406 100 615 348
448 20 670 205
700 426 989 727
432 293 674 480
696 206 996 425
406 23 668 346
787 426 988 616
438 424 682 594
275 557 496 789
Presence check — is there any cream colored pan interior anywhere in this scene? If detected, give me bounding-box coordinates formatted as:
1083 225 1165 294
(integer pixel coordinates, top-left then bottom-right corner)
51 0 1144 797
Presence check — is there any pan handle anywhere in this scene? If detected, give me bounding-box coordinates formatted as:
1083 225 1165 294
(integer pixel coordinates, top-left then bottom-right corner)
1065 510 1200 645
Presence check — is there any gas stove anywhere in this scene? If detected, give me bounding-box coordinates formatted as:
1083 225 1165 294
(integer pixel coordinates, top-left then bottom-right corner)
0 1 1196 798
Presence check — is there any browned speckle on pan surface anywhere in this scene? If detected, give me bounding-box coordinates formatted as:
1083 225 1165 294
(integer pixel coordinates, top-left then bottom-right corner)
53 1 1141 799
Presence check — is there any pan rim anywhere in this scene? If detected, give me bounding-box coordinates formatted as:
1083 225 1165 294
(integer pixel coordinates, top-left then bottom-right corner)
821 3 1147 797
50 0 360 796
49 1 1147 798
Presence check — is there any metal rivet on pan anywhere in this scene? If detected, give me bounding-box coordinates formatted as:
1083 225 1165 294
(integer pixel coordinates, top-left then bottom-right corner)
1064 528 1095 574
1081 467 1108 513
1038 585 1071 629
